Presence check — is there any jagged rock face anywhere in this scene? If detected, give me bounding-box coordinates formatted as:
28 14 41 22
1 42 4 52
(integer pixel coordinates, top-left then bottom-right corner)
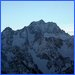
1 20 74 74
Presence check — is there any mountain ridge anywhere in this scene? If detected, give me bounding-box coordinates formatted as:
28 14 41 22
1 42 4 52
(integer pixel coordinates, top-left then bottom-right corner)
2 20 70 36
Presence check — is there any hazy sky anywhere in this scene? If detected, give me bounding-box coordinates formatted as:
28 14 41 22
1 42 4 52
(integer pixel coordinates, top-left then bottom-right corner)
1 1 74 35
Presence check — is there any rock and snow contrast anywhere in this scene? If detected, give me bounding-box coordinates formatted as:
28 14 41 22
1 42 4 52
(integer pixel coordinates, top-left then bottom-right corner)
1 20 74 74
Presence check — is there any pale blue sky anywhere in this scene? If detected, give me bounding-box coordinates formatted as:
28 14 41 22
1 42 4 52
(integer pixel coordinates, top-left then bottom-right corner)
1 1 74 35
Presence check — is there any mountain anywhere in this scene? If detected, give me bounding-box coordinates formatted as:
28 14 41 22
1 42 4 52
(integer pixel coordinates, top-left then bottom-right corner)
1 20 74 74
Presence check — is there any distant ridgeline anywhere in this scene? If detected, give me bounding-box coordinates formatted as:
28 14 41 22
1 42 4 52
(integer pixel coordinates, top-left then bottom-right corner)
1 20 74 74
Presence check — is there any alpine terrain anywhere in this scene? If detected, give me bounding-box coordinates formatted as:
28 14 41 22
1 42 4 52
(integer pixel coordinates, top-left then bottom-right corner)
1 20 74 74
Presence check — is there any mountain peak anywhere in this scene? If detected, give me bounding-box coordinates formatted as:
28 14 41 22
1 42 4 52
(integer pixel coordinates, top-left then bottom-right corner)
38 19 45 23
1 20 73 74
3 27 12 31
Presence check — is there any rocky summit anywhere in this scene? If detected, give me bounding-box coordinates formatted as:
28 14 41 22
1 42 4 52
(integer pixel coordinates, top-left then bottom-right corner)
1 20 74 74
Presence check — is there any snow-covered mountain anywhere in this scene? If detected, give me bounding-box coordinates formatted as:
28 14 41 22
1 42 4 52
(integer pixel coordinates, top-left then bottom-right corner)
1 20 74 74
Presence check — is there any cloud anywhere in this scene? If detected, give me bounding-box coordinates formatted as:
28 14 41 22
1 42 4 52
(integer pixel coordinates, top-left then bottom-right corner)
61 24 74 35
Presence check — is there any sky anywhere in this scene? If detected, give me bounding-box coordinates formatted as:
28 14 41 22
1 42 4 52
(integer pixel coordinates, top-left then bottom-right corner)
1 1 74 35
